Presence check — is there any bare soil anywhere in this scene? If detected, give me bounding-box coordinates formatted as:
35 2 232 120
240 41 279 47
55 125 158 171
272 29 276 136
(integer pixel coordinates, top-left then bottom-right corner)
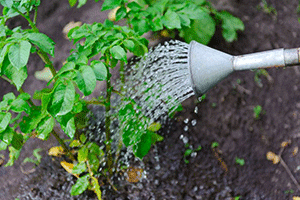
2 0 300 199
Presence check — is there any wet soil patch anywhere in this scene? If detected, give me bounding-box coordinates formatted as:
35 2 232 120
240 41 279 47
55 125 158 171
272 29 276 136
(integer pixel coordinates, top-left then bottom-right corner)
2 0 300 199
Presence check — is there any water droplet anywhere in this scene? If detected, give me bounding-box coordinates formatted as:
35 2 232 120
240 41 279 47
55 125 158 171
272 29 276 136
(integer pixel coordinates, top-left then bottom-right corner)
182 136 189 144
194 106 198 114
191 152 197 157
184 125 189 131
155 165 161 170
191 119 197 126
184 118 189 124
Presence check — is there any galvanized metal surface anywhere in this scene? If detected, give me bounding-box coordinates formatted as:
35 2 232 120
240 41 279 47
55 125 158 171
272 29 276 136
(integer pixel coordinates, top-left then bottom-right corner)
188 41 300 97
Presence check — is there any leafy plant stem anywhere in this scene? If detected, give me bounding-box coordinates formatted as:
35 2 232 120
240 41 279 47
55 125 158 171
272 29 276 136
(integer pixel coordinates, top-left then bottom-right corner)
51 130 75 161
33 6 38 24
12 6 39 32
18 88 36 107
104 57 113 177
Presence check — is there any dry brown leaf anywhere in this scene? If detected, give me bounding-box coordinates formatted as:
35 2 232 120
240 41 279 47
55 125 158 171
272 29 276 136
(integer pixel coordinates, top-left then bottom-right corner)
293 147 299 156
281 140 291 148
60 161 79 178
126 167 143 183
266 151 280 164
48 146 64 157
293 197 300 200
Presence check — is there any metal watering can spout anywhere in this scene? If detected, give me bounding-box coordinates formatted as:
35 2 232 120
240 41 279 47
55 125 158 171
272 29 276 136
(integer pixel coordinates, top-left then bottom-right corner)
188 40 300 96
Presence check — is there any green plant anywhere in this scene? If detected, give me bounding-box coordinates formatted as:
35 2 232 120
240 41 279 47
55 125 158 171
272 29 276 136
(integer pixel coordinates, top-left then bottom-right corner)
253 105 263 119
0 0 243 198
183 143 201 164
211 141 219 148
254 69 273 88
235 157 245 166
23 148 42 165
257 0 277 16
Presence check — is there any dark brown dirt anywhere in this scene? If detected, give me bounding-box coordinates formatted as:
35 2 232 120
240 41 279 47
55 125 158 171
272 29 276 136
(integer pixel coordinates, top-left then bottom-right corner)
2 0 300 199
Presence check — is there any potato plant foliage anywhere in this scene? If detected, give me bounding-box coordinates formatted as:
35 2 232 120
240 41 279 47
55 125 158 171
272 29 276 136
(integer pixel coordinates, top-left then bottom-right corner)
0 0 243 198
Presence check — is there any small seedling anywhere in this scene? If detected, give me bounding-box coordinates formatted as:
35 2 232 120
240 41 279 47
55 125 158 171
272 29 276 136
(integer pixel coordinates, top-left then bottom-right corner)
253 105 263 119
234 196 241 200
235 157 245 166
23 148 42 166
211 142 219 148
211 102 217 108
183 144 202 164
284 189 294 194
257 0 277 16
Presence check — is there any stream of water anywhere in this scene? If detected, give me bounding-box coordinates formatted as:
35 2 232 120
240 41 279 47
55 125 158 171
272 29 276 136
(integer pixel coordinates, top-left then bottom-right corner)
123 40 194 121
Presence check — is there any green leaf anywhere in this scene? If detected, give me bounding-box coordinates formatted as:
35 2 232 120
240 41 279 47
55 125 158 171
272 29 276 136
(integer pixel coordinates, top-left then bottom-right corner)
162 9 181 29
218 11 244 42
90 60 107 81
20 109 45 133
151 132 164 143
10 97 31 114
48 81 75 116
127 1 142 11
69 0 77 7
110 45 126 61
36 115 55 140
72 162 87 174
178 13 191 27
101 0 122 11
71 174 90 196
180 13 215 44
75 65 97 96
0 112 11 133
11 132 23 150
78 146 88 162
27 33 55 57
151 17 163 31
1 126 13 144
131 18 150 35
33 88 52 100
8 41 31 70
133 132 152 159
123 39 135 52
2 57 28 90
0 141 7 151
5 146 21 166
184 149 193 157
88 153 100 173
77 0 87 8
116 6 127 21
0 43 11 67
63 116 76 139
147 122 161 132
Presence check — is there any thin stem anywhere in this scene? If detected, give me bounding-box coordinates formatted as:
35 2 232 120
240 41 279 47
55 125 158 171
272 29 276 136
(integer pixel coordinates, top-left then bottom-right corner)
52 130 75 161
85 98 105 106
12 6 38 32
104 56 113 177
120 60 125 84
33 6 38 24
37 50 57 79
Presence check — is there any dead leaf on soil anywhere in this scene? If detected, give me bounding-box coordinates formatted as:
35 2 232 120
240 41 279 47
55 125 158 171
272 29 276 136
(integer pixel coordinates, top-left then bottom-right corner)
293 147 299 156
126 167 143 183
266 151 280 164
48 146 64 157
281 140 291 148
293 196 300 200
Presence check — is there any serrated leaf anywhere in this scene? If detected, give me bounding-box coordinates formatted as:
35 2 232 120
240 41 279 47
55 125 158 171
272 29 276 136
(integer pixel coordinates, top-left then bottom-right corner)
8 41 31 70
91 60 107 81
162 9 181 29
101 0 122 11
0 112 11 133
110 45 126 61
48 81 75 116
27 33 55 57
71 174 90 196
36 115 55 140
75 65 96 96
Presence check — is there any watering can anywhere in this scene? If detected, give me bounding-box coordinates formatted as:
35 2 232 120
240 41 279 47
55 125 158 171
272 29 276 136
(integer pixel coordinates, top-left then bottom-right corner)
188 41 300 96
